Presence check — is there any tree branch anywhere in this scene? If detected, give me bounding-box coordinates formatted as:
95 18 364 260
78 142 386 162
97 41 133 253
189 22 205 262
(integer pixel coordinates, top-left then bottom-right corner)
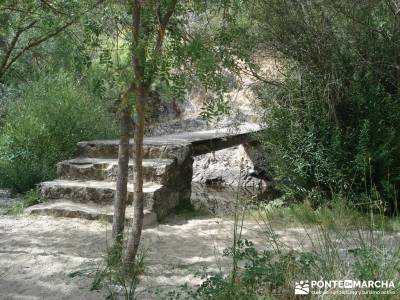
154 0 178 53
39 0 69 16
1 20 74 78
0 0 106 80
0 21 37 78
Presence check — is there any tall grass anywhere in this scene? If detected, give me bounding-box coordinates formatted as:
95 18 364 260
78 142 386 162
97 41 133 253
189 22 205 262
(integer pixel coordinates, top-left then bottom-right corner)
167 193 400 299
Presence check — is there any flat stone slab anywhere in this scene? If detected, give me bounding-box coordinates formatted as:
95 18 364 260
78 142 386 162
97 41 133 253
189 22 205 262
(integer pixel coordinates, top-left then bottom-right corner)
77 123 262 158
40 180 163 207
57 158 175 183
26 200 157 227
81 123 260 145
41 179 163 192
64 157 174 167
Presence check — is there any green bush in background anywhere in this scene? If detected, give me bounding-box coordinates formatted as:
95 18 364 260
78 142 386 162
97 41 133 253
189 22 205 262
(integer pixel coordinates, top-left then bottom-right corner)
255 0 400 211
0 72 116 192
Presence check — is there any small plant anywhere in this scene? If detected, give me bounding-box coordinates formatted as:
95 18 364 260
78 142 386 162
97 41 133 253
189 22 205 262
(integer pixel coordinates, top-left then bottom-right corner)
167 190 400 300
166 239 322 300
90 241 146 300
4 188 40 215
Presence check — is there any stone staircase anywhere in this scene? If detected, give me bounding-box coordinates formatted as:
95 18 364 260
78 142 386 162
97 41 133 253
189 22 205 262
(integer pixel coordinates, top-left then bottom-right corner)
27 140 194 227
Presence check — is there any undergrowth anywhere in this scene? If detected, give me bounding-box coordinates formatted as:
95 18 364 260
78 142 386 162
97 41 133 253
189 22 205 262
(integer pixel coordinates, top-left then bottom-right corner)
70 239 146 300
165 193 400 300
2 188 40 215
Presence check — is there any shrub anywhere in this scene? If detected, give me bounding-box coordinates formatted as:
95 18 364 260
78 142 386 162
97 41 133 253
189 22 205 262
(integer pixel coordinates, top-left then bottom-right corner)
0 72 116 192
254 0 400 211
0 83 17 127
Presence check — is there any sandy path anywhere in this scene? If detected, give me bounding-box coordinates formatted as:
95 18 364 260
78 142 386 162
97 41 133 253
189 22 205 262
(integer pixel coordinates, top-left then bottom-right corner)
0 214 274 300
1 214 399 299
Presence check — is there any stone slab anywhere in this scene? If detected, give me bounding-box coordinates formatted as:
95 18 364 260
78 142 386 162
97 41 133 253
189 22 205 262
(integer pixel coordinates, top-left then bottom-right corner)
57 158 175 184
39 180 163 208
77 123 261 158
26 200 157 227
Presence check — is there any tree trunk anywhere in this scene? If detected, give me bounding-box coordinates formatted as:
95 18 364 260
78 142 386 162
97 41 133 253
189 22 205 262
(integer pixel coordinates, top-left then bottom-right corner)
125 86 146 264
112 104 131 242
124 0 177 266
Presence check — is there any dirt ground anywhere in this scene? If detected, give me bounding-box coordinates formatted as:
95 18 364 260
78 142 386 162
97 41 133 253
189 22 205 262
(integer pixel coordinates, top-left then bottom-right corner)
1 214 399 300
0 214 274 300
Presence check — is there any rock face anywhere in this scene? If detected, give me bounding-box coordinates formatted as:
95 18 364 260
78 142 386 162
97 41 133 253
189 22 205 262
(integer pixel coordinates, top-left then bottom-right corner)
146 116 270 189
193 144 271 189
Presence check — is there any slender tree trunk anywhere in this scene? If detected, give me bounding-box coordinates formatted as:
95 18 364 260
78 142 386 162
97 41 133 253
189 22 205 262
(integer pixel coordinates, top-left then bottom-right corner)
112 103 131 242
124 0 177 266
125 86 146 264
124 0 144 266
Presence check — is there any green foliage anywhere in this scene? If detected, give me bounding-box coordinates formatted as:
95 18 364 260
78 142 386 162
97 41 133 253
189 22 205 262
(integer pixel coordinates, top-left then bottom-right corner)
166 239 326 300
255 0 400 210
0 83 17 126
0 0 102 81
352 247 386 282
0 72 116 192
247 198 400 232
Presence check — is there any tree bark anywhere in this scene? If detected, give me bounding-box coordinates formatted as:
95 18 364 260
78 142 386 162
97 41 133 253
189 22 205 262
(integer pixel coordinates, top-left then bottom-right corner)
112 103 131 242
124 0 177 266
125 85 146 264
125 0 144 265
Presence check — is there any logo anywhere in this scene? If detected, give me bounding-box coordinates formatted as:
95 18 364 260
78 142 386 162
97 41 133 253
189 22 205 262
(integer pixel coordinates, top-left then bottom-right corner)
295 280 310 295
294 279 396 295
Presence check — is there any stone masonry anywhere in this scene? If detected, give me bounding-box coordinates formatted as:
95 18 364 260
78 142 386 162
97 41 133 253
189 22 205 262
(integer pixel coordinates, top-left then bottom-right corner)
27 124 260 226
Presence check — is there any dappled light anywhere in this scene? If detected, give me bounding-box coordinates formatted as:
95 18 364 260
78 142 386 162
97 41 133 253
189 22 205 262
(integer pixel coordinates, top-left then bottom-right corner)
1 0 399 299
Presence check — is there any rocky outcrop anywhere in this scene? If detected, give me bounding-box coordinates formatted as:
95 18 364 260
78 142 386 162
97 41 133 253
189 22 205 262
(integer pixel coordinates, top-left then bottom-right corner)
193 144 271 189
145 117 271 190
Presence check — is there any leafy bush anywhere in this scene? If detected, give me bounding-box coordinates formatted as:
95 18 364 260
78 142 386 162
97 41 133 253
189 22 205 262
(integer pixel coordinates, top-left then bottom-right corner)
0 72 116 192
255 0 400 211
167 239 319 300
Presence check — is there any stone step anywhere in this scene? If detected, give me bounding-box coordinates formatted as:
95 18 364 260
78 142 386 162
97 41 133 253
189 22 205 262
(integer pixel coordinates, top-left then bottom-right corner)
26 200 157 227
77 140 190 160
39 180 163 209
57 158 176 184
